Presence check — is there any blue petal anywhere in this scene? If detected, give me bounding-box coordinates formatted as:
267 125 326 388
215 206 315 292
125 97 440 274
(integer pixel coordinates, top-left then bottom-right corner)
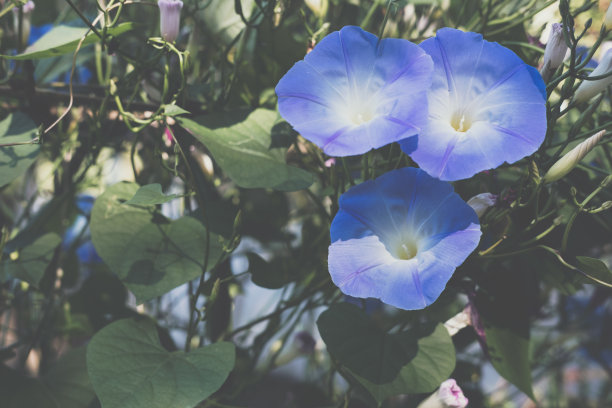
526 65 547 100
276 26 433 156
328 167 482 310
404 28 547 181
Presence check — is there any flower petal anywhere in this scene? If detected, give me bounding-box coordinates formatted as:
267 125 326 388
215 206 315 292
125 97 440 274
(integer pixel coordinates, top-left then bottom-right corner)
276 26 433 156
404 28 547 181
328 167 482 310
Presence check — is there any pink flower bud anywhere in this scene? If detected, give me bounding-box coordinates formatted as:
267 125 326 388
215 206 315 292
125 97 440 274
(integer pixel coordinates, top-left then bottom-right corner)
418 379 469 408
158 0 183 43
438 379 469 408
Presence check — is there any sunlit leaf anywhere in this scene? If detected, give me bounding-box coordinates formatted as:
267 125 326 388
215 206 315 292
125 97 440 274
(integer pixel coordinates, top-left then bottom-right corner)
177 109 313 191
3 23 136 60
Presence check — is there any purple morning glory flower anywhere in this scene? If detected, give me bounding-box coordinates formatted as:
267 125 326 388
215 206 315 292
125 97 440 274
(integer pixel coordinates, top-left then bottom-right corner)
401 28 547 181
276 26 433 157
328 167 481 310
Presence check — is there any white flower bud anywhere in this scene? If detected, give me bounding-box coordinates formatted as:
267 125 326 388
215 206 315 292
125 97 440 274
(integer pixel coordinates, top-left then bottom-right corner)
158 0 183 43
573 49 612 103
540 23 567 81
444 308 471 336
543 129 606 183
605 3 612 29
418 379 469 408
12 1 35 48
305 0 328 18
467 193 497 218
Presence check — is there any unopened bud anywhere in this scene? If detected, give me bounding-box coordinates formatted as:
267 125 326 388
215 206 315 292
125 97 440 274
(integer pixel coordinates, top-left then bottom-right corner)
158 0 183 43
467 193 497 218
444 308 471 336
12 1 35 48
540 23 567 81
605 3 612 29
600 201 612 210
543 130 606 183
418 379 469 408
271 331 316 367
304 0 328 18
573 49 612 103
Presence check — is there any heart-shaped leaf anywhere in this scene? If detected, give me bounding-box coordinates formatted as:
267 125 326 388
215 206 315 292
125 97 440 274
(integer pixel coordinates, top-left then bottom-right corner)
87 318 235 408
177 110 313 191
317 303 455 404
0 112 39 188
90 182 224 303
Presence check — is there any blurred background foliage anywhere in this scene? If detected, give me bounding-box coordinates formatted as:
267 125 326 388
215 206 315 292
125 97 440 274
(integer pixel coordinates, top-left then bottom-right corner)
0 0 611 407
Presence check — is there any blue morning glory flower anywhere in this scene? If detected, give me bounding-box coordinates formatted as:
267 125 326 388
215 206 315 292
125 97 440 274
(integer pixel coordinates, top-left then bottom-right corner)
401 28 547 181
328 167 481 310
276 26 433 157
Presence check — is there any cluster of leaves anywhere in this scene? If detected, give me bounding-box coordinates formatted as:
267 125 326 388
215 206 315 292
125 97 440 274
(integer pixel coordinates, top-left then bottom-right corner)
0 0 611 407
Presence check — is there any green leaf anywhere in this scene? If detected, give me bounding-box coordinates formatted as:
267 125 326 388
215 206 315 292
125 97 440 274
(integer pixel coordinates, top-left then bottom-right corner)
474 266 535 400
350 324 456 404
247 253 294 289
90 182 224 303
2 233 61 286
124 183 182 206
87 318 235 408
484 325 534 399
164 104 190 117
0 347 95 408
0 112 39 188
3 23 136 60
177 110 314 191
575 256 612 287
317 303 455 404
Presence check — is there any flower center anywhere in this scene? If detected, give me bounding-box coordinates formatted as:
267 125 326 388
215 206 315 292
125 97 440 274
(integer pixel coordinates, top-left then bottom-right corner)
395 241 418 260
450 111 472 132
349 106 376 125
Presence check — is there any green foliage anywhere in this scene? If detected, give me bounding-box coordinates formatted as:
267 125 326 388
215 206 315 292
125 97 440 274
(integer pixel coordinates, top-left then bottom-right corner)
0 348 95 408
317 303 456 404
124 183 182 206
177 110 314 191
90 182 224 303
247 252 295 289
575 256 612 287
87 318 235 408
1 233 61 286
0 0 611 406
484 325 534 399
3 23 136 60
0 113 39 188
